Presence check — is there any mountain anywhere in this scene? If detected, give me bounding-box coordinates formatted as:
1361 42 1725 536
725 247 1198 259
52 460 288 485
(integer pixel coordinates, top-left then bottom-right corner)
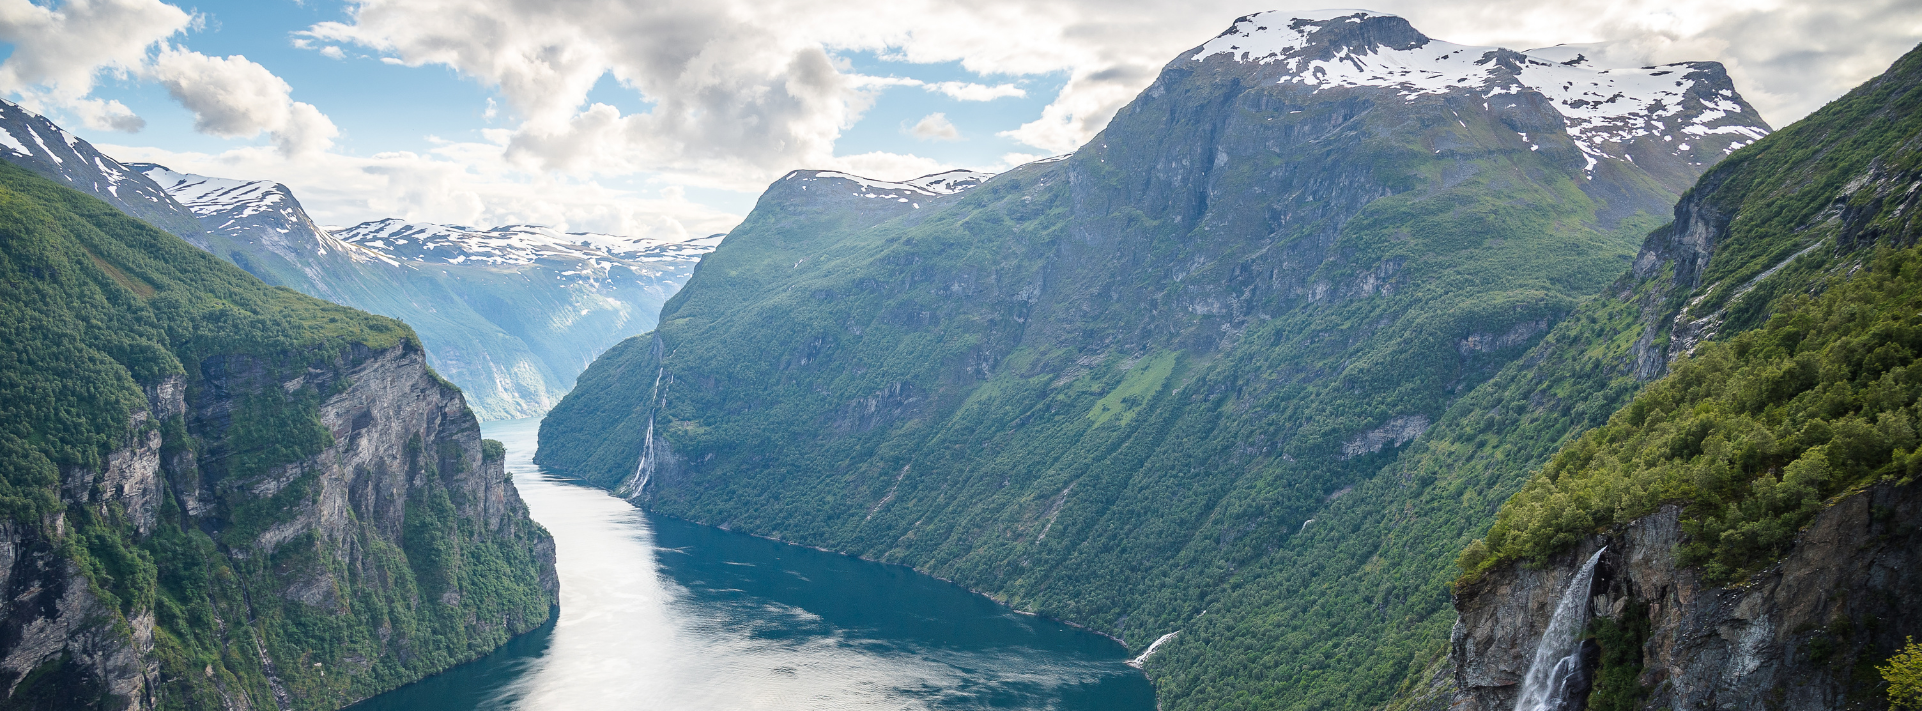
0 157 556 708
130 162 718 419
536 9 1769 709
1443 40 1922 710
0 101 717 419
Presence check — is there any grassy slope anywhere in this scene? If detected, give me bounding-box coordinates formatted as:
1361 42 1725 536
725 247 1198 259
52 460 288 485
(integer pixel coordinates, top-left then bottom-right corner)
0 161 551 709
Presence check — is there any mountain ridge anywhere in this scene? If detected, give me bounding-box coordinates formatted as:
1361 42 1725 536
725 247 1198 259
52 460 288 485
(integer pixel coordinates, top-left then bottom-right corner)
0 99 716 418
537 9 1771 709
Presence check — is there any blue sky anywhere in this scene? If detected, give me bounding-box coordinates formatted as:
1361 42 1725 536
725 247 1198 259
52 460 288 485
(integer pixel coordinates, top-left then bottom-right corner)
2 0 1917 237
50 0 1072 220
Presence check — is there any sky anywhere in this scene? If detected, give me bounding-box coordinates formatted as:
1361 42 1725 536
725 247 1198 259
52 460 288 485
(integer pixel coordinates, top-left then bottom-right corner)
1 0 1918 240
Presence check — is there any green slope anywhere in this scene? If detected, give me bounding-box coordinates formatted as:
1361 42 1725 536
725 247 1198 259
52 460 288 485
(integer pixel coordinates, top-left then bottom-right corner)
538 15 1771 708
0 160 554 709
1458 43 1922 583
1159 40 1922 711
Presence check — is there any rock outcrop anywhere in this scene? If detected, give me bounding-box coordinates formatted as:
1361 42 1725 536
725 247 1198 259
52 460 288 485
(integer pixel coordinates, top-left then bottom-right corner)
1452 481 1922 709
0 335 558 710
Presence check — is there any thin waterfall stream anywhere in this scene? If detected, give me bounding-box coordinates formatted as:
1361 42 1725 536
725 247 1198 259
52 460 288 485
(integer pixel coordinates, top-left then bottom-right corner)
1512 547 1606 711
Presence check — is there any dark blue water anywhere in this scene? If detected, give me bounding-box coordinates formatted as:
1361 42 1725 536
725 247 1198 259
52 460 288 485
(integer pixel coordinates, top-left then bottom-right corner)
348 418 1154 710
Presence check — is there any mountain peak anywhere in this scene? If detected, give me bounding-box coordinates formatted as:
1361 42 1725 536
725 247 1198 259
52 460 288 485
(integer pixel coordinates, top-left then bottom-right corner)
1199 10 1428 63
1188 9 1770 172
132 163 293 219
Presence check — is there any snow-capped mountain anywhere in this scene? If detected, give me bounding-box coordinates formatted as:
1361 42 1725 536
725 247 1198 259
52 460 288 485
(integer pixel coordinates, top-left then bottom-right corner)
329 219 719 269
0 97 722 419
0 100 207 241
127 162 721 418
1192 10 1768 180
792 168 995 204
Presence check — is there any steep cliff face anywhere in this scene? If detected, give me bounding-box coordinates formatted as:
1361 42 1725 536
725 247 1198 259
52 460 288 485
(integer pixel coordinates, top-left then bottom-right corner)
1454 482 1921 709
0 157 556 709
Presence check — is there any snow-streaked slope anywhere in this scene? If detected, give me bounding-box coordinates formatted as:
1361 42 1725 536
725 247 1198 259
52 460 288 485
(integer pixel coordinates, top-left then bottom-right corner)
132 161 722 419
0 100 208 241
140 165 290 221
1192 10 1769 172
329 218 718 269
785 168 994 205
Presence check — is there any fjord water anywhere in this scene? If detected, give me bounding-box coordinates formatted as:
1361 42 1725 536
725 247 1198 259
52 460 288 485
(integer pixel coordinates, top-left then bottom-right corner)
350 418 1153 710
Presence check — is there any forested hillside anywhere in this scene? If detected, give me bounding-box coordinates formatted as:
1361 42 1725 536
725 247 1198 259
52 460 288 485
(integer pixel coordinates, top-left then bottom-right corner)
0 158 556 709
538 11 1773 709
1437 41 1922 710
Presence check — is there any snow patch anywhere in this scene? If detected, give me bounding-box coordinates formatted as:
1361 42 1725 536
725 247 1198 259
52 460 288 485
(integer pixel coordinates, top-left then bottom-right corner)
1191 10 1768 173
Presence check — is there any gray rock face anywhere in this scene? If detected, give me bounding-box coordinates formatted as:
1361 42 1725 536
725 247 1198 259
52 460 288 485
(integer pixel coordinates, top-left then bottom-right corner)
0 521 158 709
1452 482 1922 710
0 339 557 709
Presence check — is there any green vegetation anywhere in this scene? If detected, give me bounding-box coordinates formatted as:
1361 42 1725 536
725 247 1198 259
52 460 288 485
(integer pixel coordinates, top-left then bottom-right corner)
0 159 552 709
1585 601 1652 711
1883 637 1922 710
544 39 1922 711
541 45 1700 711
1455 41 1922 586
1461 247 1922 584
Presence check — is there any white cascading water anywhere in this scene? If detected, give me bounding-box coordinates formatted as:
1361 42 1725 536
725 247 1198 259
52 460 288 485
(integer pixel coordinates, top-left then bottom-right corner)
614 367 666 499
1511 547 1606 711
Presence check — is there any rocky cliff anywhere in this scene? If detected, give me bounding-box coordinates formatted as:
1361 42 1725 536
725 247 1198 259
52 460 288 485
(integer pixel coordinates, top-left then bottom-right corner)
1453 481 1921 709
0 157 556 709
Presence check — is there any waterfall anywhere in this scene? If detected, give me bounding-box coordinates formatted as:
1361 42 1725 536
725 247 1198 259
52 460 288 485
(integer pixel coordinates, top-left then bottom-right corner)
1512 547 1605 711
616 415 655 498
615 367 666 499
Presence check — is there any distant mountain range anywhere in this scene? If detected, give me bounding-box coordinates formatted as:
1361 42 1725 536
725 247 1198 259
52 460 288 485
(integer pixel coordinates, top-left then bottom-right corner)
0 98 717 418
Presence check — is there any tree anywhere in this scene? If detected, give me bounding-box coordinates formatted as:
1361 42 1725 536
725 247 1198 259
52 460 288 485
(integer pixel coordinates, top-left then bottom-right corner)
1883 636 1922 710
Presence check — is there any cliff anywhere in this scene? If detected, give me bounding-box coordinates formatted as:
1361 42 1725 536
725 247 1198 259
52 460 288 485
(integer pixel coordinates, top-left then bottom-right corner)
1454 481 1921 709
0 157 556 709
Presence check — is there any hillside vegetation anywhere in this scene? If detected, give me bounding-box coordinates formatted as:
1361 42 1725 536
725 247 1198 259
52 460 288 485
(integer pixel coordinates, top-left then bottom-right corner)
0 159 553 709
538 14 1780 709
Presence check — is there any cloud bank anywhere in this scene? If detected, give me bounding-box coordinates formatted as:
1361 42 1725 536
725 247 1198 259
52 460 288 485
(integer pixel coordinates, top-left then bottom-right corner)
3 0 1918 236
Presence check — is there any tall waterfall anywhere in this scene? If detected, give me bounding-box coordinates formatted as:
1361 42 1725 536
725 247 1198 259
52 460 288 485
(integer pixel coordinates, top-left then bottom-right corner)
1512 547 1605 711
615 367 666 499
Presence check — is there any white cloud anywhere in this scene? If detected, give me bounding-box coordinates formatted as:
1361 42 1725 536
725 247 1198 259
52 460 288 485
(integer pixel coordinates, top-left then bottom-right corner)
0 0 340 156
0 0 192 131
924 81 1025 101
909 112 960 141
299 0 1920 187
146 48 339 155
103 137 745 240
